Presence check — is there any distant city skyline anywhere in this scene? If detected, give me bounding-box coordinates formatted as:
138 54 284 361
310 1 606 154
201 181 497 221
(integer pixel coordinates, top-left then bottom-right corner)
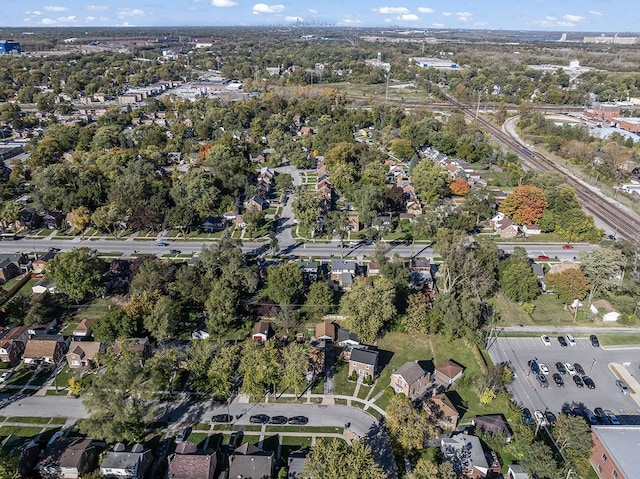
0 0 637 33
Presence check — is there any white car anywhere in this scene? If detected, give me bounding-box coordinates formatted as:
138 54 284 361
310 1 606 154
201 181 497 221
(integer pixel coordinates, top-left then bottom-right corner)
539 363 550 375
564 363 576 376
534 410 547 426
0 370 13 382
541 335 551 346
605 410 620 425
565 333 576 346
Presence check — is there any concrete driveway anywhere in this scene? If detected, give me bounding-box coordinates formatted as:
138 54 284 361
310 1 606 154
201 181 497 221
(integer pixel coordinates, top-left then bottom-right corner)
487 336 640 422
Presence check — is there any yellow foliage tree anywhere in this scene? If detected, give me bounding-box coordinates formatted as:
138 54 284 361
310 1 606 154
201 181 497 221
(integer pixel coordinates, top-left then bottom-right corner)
68 376 82 397
480 388 496 406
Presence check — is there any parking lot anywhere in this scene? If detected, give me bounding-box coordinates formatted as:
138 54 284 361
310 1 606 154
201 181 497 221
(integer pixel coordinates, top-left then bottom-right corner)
487 336 640 423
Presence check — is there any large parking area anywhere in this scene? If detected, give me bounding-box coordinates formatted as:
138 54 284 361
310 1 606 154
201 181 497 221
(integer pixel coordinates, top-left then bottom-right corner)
487 336 640 423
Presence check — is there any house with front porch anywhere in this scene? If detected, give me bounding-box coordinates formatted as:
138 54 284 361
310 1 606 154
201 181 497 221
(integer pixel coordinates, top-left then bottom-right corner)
348 348 379 379
390 361 431 399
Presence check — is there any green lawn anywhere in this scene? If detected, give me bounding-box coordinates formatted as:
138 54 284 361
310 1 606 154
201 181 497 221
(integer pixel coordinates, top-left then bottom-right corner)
492 293 579 326
332 361 357 397
0 426 46 437
599 334 640 346
17 279 38 297
29 368 53 387
1 276 24 292
5 367 34 386
54 365 76 388
72 298 111 321
6 416 50 424
281 436 313 447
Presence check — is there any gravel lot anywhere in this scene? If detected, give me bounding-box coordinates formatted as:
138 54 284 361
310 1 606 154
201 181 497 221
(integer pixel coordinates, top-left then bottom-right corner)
487 336 640 423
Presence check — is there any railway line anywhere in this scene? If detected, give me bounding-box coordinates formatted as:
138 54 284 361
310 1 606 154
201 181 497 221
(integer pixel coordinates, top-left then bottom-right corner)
444 94 640 244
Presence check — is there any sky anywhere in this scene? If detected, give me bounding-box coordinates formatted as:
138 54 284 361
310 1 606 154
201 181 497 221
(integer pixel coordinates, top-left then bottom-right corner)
0 0 637 32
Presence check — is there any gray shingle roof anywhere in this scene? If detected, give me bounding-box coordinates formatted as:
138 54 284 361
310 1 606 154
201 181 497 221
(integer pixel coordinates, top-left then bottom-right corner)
350 348 378 366
393 362 427 385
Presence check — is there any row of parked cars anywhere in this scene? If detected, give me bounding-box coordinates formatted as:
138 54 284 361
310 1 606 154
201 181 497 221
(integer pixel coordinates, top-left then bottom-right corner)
522 405 621 428
540 333 600 348
210 413 309 426
528 359 597 390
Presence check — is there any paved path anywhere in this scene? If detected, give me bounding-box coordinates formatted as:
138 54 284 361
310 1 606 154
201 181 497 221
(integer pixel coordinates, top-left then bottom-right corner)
609 363 640 409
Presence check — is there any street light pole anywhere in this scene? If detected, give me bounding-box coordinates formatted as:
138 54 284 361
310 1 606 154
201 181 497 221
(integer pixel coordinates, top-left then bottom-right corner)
590 357 597 376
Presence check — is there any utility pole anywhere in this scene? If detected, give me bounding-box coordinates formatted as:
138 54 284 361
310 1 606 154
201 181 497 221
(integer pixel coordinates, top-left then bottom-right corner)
385 71 390 102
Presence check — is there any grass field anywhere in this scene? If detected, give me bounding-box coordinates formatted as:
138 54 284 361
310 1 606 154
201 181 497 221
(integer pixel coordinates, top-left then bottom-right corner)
599 334 640 346
492 293 579 326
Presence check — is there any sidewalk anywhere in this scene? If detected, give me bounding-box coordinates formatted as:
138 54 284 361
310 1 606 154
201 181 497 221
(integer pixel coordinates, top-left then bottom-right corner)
609 362 640 408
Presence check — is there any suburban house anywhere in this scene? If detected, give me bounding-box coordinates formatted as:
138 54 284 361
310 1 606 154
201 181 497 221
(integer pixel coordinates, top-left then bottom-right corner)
435 360 465 387
113 337 152 360
246 195 269 212
298 259 320 284
167 441 217 479
66 341 104 370
228 443 275 479
23 337 66 364
390 361 431 399
507 464 530 479
591 425 639 479
315 321 336 342
287 450 308 479
489 213 521 239
348 348 379 379
472 414 513 442
27 318 58 336
72 319 95 339
32 251 56 275
0 253 21 282
329 260 358 290
32 278 56 295
424 393 460 430
100 444 153 479
441 433 497 479
252 321 273 343
200 217 227 232
38 438 99 479
337 328 360 349
522 224 541 236
367 261 381 276
0 326 28 366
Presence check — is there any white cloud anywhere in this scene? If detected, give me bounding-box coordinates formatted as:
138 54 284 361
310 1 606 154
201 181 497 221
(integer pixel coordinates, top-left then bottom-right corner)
86 16 95 21
456 11 472 22
58 15 77 22
442 11 451 16
252 3 285 14
118 8 145 18
309 9 317 14
399 13 419 21
86 5 108 11
26 10 43 15
211 0 238 6
563 14 584 22
40 18 56 24
44 6 68 12
418 7 434 14
432 22 444 27
589 10 602 16
374 7 409 14
339 17 362 25
284 16 302 22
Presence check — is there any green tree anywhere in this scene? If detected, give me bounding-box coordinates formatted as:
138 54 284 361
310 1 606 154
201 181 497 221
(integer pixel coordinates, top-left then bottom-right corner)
391 138 415 160
46 248 104 302
208 345 240 400
553 414 593 477
186 339 216 393
580 247 626 305
545 268 590 304
412 160 451 205
340 277 396 343
205 277 240 335
410 458 438 479
70 206 91 237
282 342 311 396
292 186 321 234
519 440 561 479
144 296 180 341
265 262 303 307
403 292 431 335
170 171 220 222
303 281 334 321
238 339 281 400
302 438 386 479
92 308 138 341
0 448 20 479
386 394 431 453
499 258 540 302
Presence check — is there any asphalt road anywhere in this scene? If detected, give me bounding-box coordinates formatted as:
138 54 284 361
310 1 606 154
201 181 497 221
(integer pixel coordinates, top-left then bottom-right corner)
487 337 640 422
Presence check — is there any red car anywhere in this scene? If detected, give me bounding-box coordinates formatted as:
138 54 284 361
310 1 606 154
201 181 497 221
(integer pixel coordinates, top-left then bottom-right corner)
537 255 550 260
562 244 574 249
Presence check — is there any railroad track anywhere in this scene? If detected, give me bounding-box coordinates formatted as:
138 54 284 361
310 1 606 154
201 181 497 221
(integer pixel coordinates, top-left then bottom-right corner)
444 94 640 244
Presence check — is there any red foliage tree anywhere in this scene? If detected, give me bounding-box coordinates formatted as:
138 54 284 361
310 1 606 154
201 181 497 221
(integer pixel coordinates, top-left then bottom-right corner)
499 185 548 225
449 178 470 196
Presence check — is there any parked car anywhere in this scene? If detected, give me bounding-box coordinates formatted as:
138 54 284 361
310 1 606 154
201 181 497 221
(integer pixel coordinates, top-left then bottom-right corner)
565 333 576 346
268 416 288 425
539 363 549 375
47 431 64 447
590 335 600 347
552 373 564 387
250 414 270 424
528 360 540 375
558 336 568 347
555 362 567 374
605 410 620 425
228 431 243 451
175 427 189 443
522 408 534 425
0 370 13 382
212 414 232 423
583 376 596 389
545 411 557 426
288 416 309 425
574 363 585 376
564 363 576 376
169 249 181 254
572 375 584 388
537 255 550 260
561 405 576 417
594 408 610 424
616 379 630 395
562 244 574 249
348 241 360 247
582 408 598 425
537 374 549 388
541 335 551 346
534 410 547 425
157 242 169 247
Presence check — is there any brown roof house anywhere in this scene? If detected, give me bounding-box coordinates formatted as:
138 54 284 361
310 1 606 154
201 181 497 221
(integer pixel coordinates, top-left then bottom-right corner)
66 341 104 370
0 325 28 366
72 319 95 339
252 321 273 343
23 337 66 364
435 360 464 387
315 321 336 342
472 414 513 443
390 361 431 399
167 441 217 479
228 443 275 479
0 253 21 282
424 393 460 430
348 348 379 379
38 437 99 479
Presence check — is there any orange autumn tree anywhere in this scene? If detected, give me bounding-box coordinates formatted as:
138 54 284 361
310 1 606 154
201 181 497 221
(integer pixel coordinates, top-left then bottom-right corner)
449 178 470 196
499 185 548 225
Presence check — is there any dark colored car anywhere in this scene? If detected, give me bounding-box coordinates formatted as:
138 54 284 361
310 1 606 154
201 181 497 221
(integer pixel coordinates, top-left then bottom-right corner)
288 416 309 425
555 362 567 374
594 407 610 424
574 363 585 376
583 408 598 425
572 375 584 388
590 335 600 347
250 414 270 424
228 431 243 451
545 411 557 426
552 373 564 387
522 408 534 424
558 336 568 347
537 374 549 388
268 415 288 425
583 376 596 389
212 414 232 423
528 360 540 375
561 405 576 417
169 249 181 254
